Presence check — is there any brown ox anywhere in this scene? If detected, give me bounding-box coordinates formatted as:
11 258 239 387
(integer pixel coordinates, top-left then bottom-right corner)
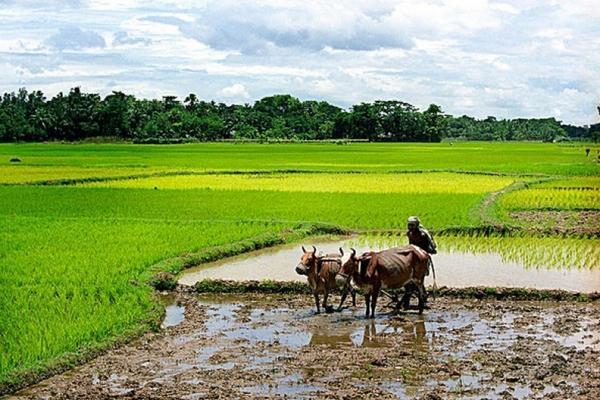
295 246 356 314
340 245 433 318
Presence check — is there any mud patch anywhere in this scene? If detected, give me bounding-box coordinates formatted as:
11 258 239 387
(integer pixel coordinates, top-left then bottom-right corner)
12 291 600 399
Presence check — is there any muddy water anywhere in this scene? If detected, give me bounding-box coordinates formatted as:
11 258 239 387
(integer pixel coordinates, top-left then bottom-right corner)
179 236 600 292
157 293 186 328
14 293 600 399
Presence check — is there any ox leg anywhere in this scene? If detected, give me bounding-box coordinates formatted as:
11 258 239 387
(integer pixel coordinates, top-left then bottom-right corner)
323 292 333 313
370 289 379 319
402 281 416 310
337 285 349 311
364 294 371 318
314 293 320 314
417 284 426 315
351 288 357 307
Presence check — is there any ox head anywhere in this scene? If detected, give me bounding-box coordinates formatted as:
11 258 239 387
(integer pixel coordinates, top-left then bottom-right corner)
341 248 372 277
295 245 318 276
340 247 360 275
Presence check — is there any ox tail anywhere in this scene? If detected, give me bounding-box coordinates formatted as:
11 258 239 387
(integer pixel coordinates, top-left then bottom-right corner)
429 257 437 301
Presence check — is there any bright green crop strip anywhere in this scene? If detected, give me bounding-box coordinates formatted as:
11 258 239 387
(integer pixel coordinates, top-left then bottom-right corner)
1 142 597 175
0 186 483 230
501 188 599 210
534 176 600 189
500 176 600 211
82 172 516 195
0 165 172 184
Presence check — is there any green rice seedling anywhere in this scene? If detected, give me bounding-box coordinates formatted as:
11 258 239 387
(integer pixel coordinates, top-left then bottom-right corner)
437 234 599 271
1 142 597 175
535 176 600 189
501 188 599 210
500 176 599 211
0 185 483 230
0 165 171 184
0 214 290 385
81 172 517 194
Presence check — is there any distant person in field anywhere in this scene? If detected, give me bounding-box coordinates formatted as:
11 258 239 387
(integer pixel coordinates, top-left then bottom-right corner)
406 216 437 255
585 148 590 157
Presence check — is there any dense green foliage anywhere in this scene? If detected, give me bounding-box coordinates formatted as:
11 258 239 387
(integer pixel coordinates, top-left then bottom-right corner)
0 142 597 391
2 88 597 143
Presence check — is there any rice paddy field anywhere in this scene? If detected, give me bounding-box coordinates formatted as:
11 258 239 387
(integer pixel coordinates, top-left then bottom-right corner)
0 141 598 392
500 176 600 210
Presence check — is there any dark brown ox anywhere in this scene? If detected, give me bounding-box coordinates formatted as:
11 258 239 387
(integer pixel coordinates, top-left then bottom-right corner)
340 245 433 318
295 246 355 314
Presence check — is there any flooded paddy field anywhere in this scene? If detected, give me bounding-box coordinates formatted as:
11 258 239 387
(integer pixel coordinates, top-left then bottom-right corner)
13 290 599 400
180 235 600 293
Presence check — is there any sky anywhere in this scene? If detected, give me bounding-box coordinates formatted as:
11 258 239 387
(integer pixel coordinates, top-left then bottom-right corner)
0 0 598 125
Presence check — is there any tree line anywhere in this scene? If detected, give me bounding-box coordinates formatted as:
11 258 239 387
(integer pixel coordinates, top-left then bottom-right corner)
1 88 598 143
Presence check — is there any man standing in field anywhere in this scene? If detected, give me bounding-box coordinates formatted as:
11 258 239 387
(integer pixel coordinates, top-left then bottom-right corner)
401 216 437 309
406 216 437 255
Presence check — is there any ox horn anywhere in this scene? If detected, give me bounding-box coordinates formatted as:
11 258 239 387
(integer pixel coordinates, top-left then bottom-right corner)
350 248 356 259
312 245 317 254
339 247 344 257
302 245 306 253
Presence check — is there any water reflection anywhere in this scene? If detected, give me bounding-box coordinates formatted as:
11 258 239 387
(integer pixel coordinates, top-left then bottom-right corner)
307 315 430 350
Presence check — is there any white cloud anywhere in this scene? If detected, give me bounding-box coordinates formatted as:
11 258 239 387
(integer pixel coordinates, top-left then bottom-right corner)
313 79 335 93
489 2 519 14
121 18 181 36
219 83 249 99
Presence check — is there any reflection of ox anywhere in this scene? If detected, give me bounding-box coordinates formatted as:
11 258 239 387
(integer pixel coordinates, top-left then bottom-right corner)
341 245 433 318
295 246 356 314
308 319 428 347
309 320 384 347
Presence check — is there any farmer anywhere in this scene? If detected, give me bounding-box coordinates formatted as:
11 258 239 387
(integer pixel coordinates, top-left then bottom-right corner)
406 216 437 255
401 216 437 309
400 216 437 310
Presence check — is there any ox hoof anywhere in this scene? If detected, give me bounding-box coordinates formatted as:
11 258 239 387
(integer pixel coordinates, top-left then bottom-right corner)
325 306 334 314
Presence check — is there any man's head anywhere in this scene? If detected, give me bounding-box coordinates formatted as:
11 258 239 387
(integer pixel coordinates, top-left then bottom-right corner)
407 216 420 232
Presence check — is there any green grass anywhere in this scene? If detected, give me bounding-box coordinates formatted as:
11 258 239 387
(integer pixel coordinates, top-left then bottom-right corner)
82 172 516 194
501 187 598 210
500 176 599 211
0 215 289 385
0 141 597 392
0 186 484 230
438 234 599 270
0 165 170 184
1 142 597 175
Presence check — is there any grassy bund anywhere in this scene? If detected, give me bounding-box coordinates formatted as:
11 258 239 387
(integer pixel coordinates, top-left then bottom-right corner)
0 141 598 393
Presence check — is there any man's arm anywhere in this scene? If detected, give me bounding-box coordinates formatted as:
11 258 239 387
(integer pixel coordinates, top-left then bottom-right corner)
421 227 437 254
